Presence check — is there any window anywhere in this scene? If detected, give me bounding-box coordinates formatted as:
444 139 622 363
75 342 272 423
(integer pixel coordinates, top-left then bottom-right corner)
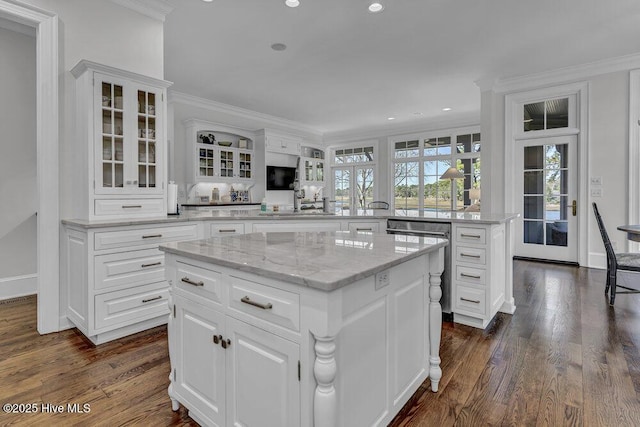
524 97 569 132
331 143 377 212
393 130 481 212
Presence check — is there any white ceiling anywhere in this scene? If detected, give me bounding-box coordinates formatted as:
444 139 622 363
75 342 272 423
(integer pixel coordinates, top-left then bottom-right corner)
164 0 640 136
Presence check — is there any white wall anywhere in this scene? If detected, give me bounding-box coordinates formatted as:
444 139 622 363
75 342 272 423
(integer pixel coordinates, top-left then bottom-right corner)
0 25 37 298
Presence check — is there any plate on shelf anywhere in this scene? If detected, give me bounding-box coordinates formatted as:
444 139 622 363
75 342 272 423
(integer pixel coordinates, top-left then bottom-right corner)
218 141 232 147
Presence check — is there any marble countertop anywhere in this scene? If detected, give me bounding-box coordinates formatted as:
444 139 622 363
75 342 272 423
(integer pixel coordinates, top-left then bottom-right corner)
62 208 518 229
160 231 448 291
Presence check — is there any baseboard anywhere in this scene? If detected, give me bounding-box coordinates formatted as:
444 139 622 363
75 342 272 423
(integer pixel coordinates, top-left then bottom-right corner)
513 256 579 267
0 274 37 300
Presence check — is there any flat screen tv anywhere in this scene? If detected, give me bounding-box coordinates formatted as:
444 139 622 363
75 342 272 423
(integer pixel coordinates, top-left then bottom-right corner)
266 166 296 191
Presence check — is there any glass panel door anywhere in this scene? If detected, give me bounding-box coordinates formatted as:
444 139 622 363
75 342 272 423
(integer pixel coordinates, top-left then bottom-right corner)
333 166 375 213
137 90 157 188
100 81 124 189
516 135 578 262
315 161 323 182
334 167 351 212
219 149 234 178
354 167 374 210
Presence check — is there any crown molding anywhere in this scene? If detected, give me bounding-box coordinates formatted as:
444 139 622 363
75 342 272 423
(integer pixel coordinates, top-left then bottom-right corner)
169 91 324 138
322 112 480 145
71 59 173 88
485 52 640 94
109 0 173 22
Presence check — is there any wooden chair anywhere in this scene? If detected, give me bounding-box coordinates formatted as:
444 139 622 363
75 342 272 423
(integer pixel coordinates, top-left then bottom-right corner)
592 202 640 305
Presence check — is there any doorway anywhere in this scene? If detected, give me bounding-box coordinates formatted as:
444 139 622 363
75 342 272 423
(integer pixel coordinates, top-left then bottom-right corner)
333 166 375 213
515 135 578 263
0 1 59 334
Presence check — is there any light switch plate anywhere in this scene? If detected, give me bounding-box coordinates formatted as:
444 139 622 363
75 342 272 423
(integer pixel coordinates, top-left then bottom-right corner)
591 188 603 197
590 176 603 185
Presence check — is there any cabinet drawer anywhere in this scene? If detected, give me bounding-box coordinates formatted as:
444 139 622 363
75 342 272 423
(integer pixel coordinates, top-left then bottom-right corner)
176 261 223 305
209 222 245 236
455 227 486 245
94 224 198 250
95 248 165 292
347 222 380 233
455 285 486 316
455 246 486 265
229 277 300 332
95 282 169 330
94 199 164 217
456 265 486 285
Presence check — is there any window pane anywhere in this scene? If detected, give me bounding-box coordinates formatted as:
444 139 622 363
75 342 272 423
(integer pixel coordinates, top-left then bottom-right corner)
456 134 471 153
524 101 544 131
524 146 543 170
546 98 569 129
524 220 544 244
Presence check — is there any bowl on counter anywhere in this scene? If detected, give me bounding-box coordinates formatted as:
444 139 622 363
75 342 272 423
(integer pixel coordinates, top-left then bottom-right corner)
218 141 233 147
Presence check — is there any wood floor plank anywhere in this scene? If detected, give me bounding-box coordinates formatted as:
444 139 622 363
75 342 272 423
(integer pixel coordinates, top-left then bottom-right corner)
3 260 640 426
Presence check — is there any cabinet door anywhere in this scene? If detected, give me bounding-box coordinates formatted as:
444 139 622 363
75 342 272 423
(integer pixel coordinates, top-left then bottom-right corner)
226 317 300 427
134 84 163 194
238 149 252 180
96 74 128 194
173 296 226 427
315 159 324 183
219 148 235 179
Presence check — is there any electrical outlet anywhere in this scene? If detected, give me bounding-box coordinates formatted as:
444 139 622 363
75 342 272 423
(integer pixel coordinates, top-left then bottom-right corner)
591 188 602 197
590 176 603 185
375 270 390 290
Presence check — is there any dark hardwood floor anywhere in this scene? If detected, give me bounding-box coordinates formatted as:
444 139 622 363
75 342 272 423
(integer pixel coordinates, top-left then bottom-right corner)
2 260 640 426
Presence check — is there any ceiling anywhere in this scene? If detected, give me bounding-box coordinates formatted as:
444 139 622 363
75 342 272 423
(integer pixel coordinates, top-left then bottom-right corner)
164 0 640 136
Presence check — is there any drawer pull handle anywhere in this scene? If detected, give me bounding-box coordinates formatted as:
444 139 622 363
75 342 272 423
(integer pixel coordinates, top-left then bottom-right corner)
241 296 273 310
460 297 481 304
181 277 204 287
122 205 142 209
142 296 162 303
213 334 222 344
218 229 237 233
461 233 481 239
460 253 481 259
356 228 373 231
461 272 482 279
141 262 162 268
142 234 163 239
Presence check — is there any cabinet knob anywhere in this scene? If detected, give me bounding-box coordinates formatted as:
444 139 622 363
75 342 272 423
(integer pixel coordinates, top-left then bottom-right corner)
213 334 222 344
221 338 231 349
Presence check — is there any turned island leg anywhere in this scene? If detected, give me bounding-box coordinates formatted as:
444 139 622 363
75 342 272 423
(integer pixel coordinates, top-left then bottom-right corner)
313 335 337 427
167 290 180 412
429 249 443 392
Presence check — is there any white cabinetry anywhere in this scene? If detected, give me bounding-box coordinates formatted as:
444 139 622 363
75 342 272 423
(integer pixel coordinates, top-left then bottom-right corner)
62 221 199 344
71 60 171 220
184 119 257 185
258 129 302 156
301 146 325 186
451 223 506 329
168 260 300 427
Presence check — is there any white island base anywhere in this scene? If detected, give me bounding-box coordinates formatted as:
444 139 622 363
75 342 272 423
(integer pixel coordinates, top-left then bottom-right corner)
161 231 445 427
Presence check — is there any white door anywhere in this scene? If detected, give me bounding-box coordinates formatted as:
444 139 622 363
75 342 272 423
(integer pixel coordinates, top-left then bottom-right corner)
226 317 300 427
515 135 578 262
173 296 226 426
333 166 375 213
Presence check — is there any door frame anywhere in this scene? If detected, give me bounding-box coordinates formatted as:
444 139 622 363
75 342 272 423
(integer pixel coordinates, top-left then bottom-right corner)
331 164 377 212
0 1 59 333
505 82 589 266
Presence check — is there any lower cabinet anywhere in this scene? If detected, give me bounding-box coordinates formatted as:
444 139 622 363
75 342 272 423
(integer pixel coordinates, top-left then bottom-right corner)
170 294 300 427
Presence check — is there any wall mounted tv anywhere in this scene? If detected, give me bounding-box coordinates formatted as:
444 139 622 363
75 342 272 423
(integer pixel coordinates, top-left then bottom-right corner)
266 166 296 191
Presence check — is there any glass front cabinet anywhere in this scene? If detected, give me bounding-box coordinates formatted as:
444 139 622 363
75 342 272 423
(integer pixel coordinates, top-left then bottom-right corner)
185 119 256 184
72 60 171 220
301 146 325 186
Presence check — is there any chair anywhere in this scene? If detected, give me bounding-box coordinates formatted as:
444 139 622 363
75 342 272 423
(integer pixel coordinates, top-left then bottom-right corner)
592 202 640 305
366 201 389 210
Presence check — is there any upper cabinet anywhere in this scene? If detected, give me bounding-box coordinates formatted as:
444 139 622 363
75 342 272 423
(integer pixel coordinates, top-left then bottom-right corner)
184 120 257 185
258 129 302 156
301 146 325 186
71 60 172 220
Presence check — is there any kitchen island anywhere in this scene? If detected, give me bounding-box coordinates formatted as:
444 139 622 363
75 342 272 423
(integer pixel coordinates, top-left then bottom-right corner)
160 231 446 427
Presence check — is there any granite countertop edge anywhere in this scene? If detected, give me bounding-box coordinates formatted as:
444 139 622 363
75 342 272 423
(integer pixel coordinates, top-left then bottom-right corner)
61 210 519 229
160 238 448 292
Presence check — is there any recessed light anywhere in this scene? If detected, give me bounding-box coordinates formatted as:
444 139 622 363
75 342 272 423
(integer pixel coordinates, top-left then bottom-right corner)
442 107 452 111
285 0 300 7
368 2 384 13
271 43 287 51
387 117 396 121
202 0 213 2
